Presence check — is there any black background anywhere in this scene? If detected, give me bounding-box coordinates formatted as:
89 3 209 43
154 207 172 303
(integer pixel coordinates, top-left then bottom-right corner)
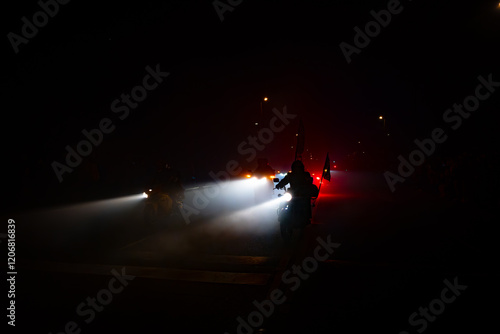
3 0 500 211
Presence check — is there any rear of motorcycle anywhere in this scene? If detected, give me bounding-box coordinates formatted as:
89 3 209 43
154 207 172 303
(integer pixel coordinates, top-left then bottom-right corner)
277 192 310 244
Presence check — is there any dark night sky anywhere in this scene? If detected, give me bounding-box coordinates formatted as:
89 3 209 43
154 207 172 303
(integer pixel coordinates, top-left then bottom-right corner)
3 0 500 206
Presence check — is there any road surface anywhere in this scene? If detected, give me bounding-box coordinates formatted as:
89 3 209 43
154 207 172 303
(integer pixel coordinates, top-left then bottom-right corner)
6 171 499 333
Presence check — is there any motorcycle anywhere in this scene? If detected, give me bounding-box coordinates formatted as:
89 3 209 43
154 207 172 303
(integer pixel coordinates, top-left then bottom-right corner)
142 186 184 227
276 185 312 243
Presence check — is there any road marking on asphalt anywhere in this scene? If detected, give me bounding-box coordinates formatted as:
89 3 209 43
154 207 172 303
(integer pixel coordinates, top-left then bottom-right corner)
19 260 272 285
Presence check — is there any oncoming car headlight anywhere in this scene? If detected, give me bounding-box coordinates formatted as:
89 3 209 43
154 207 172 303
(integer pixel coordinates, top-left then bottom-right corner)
283 193 292 202
142 188 153 199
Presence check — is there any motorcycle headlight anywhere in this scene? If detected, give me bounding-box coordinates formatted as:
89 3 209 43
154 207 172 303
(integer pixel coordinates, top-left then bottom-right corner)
142 192 148 198
283 193 292 202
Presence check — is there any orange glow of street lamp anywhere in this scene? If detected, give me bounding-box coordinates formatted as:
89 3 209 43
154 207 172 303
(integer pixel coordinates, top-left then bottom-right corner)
379 116 383 119
263 97 268 101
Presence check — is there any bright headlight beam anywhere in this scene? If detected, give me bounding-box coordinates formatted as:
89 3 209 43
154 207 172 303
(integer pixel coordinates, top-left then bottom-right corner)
34 193 148 223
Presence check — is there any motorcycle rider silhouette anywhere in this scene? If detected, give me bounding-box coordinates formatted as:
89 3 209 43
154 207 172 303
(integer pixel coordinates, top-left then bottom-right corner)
275 160 316 224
